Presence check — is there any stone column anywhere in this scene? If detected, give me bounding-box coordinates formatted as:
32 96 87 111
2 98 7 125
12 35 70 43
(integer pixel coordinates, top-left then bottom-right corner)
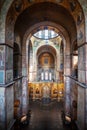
22 51 29 115
0 44 14 130
77 44 87 130
64 76 71 116
0 86 14 130
64 54 71 117
22 77 29 114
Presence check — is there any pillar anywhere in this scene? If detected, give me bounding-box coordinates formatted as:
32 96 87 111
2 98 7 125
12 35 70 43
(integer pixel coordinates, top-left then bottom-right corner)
22 51 29 115
22 77 29 114
64 76 71 116
77 43 87 130
0 86 14 130
0 44 14 130
64 54 71 117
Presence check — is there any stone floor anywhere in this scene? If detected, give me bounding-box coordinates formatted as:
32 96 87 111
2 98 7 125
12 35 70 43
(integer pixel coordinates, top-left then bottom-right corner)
14 100 78 130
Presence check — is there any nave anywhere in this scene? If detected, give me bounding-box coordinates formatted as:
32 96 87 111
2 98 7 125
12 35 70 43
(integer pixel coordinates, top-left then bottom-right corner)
1 1 87 130
14 100 78 130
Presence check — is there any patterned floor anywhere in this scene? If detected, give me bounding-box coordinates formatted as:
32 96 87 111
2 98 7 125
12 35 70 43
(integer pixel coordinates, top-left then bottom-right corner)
14 100 78 130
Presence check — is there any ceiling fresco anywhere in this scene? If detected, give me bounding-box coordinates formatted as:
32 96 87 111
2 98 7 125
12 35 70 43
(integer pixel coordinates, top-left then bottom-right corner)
0 0 85 47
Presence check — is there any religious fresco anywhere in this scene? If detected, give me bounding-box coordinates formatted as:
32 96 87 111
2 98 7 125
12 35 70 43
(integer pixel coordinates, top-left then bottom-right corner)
14 0 23 13
34 40 39 47
32 33 62 54
6 46 13 70
69 0 77 12
78 30 83 41
6 70 13 84
77 11 83 25
0 46 5 69
77 24 85 46
5 0 85 48
6 12 15 46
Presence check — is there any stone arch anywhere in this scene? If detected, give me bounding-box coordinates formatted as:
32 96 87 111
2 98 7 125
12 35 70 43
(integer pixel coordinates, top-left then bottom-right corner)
0 0 86 45
0 0 13 43
36 45 57 59
23 21 70 52
22 21 72 117
22 21 70 78
36 45 57 75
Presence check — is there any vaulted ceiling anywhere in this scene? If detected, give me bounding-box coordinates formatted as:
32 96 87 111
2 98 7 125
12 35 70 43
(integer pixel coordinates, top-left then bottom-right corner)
37 45 57 58
15 2 76 42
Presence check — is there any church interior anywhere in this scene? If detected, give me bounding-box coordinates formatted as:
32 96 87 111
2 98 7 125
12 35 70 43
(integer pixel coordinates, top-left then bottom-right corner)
0 0 87 130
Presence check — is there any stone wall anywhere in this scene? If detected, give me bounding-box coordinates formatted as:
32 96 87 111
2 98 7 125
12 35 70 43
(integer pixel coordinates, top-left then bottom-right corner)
77 85 85 130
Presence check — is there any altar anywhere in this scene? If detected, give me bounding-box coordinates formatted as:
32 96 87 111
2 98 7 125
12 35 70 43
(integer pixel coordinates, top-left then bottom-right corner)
42 85 51 104
28 82 64 101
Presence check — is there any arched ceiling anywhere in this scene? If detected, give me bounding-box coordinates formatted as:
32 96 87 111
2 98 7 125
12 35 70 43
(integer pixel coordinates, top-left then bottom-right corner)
37 45 57 58
0 0 85 45
15 2 76 42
